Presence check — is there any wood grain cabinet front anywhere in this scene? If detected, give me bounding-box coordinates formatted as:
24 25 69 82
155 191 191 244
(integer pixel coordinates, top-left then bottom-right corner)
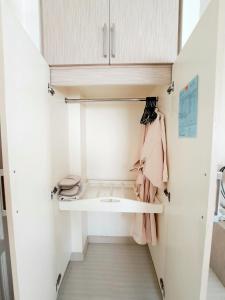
41 0 110 65
41 0 179 66
110 0 179 64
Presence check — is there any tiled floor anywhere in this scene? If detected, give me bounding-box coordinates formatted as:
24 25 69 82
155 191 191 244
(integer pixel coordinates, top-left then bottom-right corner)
207 269 225 300
57 243 162 300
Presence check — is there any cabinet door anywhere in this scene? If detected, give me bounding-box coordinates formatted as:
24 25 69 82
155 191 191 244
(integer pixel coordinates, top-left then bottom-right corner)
110 0 179 64
41 0 109 65
163 1 224 299
0 1 57 299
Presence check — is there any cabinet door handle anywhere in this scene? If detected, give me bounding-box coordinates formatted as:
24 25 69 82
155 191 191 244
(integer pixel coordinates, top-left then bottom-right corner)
110 23 116 58
102 23 108 58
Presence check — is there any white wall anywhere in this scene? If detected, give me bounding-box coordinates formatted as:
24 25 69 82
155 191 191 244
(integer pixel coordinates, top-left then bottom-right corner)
68 103 87 178
8 0 41 50
182 0 201 47
181 0 213 47
71 212 87 254
50 94 71 285
68 100 88 254
85 102 144 237
200 0 212 14
88 212 133 236
85 102 143 181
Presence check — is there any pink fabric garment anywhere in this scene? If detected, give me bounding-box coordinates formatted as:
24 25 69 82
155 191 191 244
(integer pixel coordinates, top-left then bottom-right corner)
141 112 168 188
131 112 168 245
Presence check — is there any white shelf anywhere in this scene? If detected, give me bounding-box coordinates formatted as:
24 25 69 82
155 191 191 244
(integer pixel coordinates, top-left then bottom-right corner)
58 180 163 214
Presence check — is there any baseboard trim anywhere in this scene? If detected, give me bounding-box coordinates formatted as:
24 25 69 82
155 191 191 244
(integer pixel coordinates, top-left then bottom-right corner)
83 237 88 257
70 237 88 261
88 235 135 244
70 236 135 261
70 252 84 261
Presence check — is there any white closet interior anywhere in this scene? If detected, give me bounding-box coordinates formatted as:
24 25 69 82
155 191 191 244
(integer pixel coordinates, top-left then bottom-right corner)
1 1 225 300
58 87 165 239
58 95 164 214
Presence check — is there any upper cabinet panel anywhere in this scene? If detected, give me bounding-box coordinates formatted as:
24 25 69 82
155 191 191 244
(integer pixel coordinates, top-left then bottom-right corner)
110 0 179 64
41 0 179 66
41 0 110 65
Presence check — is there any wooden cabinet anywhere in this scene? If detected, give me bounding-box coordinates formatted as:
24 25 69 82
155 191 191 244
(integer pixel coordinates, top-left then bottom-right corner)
41 0 179 66
41 0 110 65
110 0 179 64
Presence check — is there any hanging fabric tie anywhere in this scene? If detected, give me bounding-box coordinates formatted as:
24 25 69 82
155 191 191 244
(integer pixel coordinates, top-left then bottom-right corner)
140 97 158 125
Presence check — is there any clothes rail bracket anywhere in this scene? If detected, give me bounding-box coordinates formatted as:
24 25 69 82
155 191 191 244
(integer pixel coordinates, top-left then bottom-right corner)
167 81 174 95
48 83 55 96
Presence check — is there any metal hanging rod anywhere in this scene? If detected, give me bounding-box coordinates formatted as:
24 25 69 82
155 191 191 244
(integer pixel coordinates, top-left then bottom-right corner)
65 97 158 103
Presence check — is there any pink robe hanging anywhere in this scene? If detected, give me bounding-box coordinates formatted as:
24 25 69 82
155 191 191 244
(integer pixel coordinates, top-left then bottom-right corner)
131 112 168 245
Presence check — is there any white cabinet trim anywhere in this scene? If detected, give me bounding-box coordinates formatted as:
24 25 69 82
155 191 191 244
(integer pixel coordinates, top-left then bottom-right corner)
50 65 172 86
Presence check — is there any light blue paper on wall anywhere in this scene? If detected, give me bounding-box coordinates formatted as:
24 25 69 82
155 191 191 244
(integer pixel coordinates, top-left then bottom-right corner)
179 75 198 138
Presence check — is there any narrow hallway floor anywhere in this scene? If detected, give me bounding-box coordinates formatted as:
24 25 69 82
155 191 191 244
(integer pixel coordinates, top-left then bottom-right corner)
207 269 225 300
57 243 162 300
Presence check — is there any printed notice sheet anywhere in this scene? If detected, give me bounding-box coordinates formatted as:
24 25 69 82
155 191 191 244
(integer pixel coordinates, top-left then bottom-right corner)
179 75 198 138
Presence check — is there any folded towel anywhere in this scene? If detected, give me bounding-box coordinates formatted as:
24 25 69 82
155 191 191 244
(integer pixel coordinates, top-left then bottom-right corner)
67 175 81 183
58 175 81 190
59 185 80 197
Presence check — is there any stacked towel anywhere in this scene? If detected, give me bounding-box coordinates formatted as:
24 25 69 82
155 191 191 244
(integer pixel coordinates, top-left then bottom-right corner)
58 175 81 200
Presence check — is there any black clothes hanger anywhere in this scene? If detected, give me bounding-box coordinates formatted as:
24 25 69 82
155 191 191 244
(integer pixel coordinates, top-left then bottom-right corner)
140 97 158 125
